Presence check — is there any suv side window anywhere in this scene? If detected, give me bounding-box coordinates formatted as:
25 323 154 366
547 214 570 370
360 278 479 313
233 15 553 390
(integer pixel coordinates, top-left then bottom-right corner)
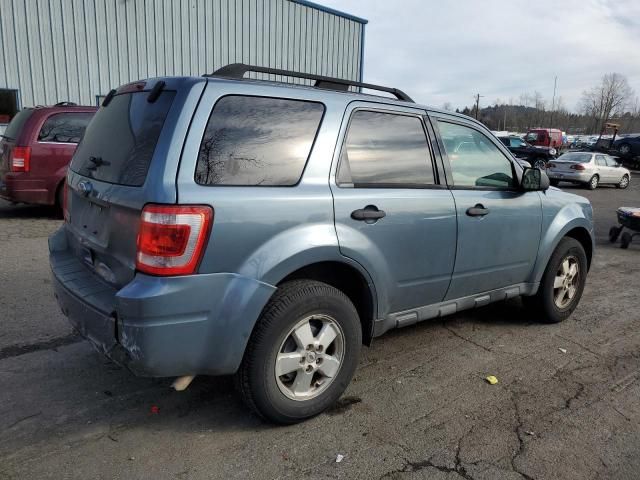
511 138 525 148
337 110 435 186
38 112 93 143
438 121 515 189
195 95 324 186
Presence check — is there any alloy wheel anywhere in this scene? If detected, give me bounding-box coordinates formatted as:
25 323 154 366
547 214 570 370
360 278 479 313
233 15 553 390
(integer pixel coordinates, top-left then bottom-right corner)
553 255 580 309
275 314 345 401
620 175 629 188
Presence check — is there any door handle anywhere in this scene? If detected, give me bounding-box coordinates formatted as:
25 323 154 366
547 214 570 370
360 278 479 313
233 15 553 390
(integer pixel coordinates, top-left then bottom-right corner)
351 206 386 223
466 204 490 217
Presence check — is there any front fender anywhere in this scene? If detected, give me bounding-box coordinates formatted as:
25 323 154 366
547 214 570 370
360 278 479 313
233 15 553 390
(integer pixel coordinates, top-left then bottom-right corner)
531 201 594 284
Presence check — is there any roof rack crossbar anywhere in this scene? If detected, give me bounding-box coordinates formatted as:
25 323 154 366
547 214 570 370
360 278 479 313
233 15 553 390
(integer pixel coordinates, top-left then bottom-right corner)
205 63 414 103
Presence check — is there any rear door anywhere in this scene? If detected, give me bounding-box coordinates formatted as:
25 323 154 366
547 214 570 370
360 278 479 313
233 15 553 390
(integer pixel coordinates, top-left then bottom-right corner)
64 78 204 288
331 103 457 317
433 116 542 299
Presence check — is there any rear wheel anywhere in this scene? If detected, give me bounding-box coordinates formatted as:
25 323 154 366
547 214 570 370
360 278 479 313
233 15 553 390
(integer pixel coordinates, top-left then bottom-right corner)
523 237 588 323
236 280 362 424
533 158 547 169
609 226 622 243
617 174 629 189
587 175 599 190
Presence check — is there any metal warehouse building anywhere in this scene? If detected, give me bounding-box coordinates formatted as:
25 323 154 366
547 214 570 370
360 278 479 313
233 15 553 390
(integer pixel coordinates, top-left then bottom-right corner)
0 0 366 126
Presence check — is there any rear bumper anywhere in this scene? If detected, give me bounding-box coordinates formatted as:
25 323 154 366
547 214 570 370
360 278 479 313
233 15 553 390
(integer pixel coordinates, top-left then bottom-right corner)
0 173 51 204
49 226 276 377
547 170 592 183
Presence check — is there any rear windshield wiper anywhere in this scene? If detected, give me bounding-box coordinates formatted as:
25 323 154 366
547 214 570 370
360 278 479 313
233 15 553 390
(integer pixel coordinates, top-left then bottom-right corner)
86 156 111 171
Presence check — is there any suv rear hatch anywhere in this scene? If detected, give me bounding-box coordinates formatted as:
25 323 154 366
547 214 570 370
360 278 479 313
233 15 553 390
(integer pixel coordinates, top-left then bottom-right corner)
63 77 206 288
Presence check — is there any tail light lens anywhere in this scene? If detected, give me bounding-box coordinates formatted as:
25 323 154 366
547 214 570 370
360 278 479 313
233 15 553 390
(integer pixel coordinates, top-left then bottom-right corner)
570 164 586 170
136 205 213 276
10 146 31 172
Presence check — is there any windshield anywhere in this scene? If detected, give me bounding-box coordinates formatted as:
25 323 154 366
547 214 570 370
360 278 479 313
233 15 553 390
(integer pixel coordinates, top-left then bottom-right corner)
525 132 538 142
71 91 175 186
3 109 33 140
557 152 592 163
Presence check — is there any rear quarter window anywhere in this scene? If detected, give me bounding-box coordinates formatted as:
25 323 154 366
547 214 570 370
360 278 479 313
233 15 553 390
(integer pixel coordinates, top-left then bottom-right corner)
195 95 325 186
3 109 33 140
38 112 93 143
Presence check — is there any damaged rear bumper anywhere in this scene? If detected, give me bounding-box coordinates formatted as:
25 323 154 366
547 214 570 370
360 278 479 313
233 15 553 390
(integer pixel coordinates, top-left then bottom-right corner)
49 227 276 377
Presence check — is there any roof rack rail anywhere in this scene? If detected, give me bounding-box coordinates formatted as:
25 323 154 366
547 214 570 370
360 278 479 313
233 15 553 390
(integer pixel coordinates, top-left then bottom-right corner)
205 63 414 103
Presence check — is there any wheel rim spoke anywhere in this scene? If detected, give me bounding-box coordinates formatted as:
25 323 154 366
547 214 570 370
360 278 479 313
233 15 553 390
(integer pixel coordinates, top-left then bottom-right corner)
567 285 576 299
561 259 570 276
568 263 578 278
275 352 303 377
318 354 340 378
292 321 315 349
291 369 314 395
316 322 338 350
554 275 565 288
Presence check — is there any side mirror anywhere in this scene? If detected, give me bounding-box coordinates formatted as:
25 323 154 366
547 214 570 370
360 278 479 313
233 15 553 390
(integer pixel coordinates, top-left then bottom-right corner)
521 167 550 191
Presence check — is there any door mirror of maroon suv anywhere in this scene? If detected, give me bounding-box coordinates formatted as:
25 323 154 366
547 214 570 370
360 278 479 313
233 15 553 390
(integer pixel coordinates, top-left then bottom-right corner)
0 104 97 210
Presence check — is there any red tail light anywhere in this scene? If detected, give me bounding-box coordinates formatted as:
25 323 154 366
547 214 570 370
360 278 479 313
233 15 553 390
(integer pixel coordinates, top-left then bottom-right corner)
136 205 213 276
10 146 31 172
570 164 586 170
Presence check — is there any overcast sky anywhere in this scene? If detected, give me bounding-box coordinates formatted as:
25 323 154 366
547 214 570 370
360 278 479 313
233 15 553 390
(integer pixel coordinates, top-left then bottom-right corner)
321 0 640 112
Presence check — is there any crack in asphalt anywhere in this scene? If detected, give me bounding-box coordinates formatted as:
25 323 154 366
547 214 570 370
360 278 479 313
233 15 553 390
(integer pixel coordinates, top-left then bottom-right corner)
509 391 536 480
442 323 493 353
0 334 81 360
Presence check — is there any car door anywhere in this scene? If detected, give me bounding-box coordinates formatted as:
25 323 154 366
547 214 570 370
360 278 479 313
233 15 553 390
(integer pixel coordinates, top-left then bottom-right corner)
331 103 457 318
604 155 624 182
432 116 543 300
594 155 612 182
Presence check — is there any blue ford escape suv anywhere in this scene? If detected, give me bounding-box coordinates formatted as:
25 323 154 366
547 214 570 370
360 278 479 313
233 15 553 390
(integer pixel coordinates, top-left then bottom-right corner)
49 64 594 423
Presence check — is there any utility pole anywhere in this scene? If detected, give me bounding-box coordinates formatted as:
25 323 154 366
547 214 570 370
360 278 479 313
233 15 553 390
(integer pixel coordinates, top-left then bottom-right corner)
474 93 483 120
550 76 557 126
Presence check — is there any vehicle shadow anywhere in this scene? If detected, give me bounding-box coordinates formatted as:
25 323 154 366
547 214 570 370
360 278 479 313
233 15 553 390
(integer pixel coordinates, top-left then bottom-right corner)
0 200 60 219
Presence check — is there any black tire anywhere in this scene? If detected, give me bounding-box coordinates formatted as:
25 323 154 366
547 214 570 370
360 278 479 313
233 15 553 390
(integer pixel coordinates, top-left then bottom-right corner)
616 174 630 189
618 143 631 156
236 280 362 424
587 175 599 190
534 158 547 170
621 232 632 249
523 237 588 323
550 179 560 187
609 226 622 243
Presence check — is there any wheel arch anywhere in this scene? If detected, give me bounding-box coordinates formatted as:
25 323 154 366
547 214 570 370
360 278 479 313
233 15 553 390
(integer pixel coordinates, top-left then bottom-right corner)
277 261 377 346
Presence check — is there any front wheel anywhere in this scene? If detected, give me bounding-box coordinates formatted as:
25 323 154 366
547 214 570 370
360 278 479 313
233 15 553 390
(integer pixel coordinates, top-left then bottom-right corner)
609 226 622 243
617 174 630 189
523 237 588 323
618 143 631 155
587 175 599 190
236 280 362 424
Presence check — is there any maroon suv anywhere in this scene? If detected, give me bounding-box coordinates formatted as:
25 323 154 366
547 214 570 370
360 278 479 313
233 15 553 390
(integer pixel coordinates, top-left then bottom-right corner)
0 103 97 208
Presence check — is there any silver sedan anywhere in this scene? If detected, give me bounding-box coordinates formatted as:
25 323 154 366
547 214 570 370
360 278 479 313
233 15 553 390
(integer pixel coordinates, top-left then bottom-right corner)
547 152 631 190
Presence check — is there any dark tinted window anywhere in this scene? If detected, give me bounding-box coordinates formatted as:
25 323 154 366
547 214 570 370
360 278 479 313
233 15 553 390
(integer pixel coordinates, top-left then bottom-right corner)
438 121 514 188
71 91 175 186
195 96 324 186
498 137 509 146
3 109 33 140
38 112 93 143
337 110 435 186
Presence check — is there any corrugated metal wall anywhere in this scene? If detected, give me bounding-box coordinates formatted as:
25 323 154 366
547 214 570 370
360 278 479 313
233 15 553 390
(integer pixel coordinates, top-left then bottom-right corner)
0 0 365 107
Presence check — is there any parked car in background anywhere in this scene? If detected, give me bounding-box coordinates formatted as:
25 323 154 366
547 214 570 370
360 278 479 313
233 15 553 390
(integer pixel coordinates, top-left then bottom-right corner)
525 128 563 149
0 103 97 209
547 152 631 189
612 134 640 157
498 135 556 169
49 65 595 424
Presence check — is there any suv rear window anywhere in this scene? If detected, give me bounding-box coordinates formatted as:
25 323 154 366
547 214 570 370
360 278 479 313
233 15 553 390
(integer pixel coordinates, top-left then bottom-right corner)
71 91 175 186
38 112 94 143
3 109 33 140
195 96 324 186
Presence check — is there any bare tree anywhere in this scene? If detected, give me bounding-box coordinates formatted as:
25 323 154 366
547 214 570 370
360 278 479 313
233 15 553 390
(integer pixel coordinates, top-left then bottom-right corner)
579 73 634 132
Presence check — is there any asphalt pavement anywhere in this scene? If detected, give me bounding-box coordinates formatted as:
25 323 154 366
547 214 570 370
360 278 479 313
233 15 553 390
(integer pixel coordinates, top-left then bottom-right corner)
1 180 639 480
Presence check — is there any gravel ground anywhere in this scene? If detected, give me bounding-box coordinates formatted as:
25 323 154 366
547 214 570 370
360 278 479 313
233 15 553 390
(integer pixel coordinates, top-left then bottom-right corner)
0 180 639 480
